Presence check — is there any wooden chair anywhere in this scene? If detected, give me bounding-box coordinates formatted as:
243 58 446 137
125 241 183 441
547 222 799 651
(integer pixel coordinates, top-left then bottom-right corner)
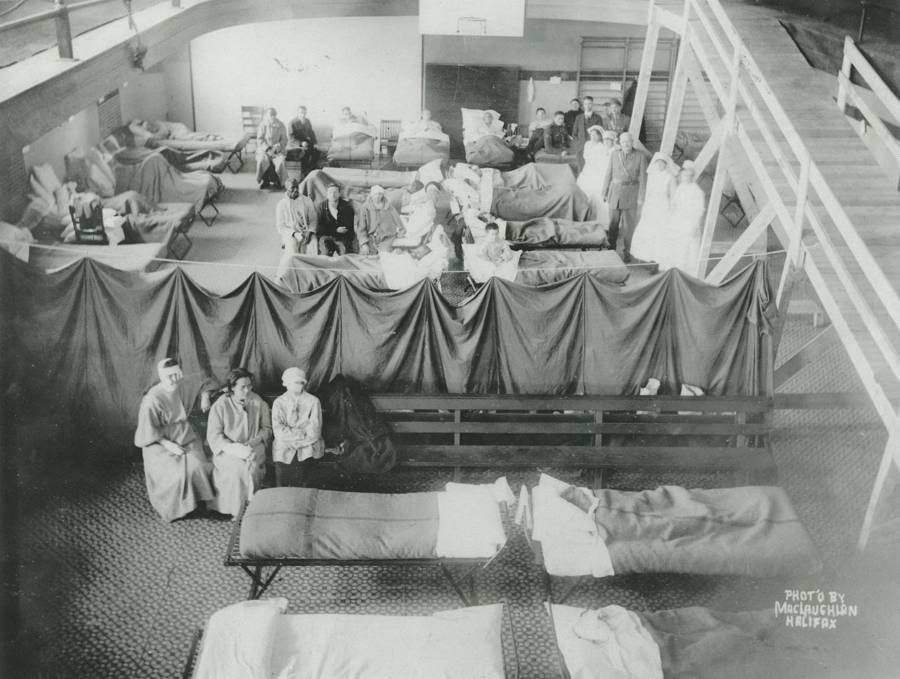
241 106 265 156
379 119 402 156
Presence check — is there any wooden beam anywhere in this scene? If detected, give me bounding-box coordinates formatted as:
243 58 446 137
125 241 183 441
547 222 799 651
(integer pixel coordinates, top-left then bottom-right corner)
654 2 686 34
775 392 899 409
54 2 74 60
697 140 730 278
690 119 724 177
776 154 810 308
628 10 660 141
683 48 721 128
705 202 775 285
659 2 694 156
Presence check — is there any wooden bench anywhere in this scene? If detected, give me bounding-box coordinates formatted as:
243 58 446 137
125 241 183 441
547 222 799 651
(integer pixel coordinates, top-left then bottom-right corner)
370 393 774 485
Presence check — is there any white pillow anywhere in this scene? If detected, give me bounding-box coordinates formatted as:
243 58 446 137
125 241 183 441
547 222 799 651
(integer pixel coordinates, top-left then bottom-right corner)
461 107 503 132
195 598 287 679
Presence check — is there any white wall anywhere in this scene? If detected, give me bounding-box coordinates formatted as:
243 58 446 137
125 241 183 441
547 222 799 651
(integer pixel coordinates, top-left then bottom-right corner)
163 45 195 128
190 16 422 140
22 105 100 181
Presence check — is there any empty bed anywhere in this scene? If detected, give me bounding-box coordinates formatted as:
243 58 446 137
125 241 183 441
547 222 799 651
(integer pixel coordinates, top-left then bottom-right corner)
226 481 513 601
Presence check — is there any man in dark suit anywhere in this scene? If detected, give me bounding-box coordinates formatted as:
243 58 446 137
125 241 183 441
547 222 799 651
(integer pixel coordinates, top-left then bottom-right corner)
316 184 355 255
600 132 647 261
563 98 582 136
571 96 604 161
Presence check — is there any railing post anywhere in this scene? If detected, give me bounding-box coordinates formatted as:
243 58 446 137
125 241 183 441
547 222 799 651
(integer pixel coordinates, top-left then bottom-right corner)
836 35 854 114
659 0 693 156
54 0 74 60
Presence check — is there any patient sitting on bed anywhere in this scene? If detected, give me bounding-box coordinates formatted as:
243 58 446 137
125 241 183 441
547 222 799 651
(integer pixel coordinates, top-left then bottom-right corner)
480 222 514 265
272 368 325 487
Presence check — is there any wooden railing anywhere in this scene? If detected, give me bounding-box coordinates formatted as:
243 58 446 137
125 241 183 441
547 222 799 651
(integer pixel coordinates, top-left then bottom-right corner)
642 0 900 550
837 35 900 185
643 0 900 436
0 0 181 60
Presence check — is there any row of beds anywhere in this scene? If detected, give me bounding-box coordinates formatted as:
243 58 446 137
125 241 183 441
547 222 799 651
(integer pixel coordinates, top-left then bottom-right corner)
19 120 244 273
185 474 822 678
279 160 636 293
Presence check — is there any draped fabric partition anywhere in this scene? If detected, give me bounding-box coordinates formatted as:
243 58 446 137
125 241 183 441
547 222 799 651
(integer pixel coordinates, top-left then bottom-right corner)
0 252 773 453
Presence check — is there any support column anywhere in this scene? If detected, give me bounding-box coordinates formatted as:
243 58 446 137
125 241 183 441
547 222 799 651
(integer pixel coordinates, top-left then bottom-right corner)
628 4 660 141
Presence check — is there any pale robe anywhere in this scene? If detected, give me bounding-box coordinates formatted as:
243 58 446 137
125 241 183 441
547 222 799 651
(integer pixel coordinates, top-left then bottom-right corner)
357 196 405 254
577 141 615 225
255 118 288 184
380 201 450 289
631 166 676 264
134 383 215 522
206 393 272 517
659 180 706 274
275 194 318 277
271 391 325 464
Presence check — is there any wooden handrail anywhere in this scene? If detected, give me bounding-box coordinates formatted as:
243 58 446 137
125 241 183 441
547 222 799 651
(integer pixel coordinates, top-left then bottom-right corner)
0 0 182 59
687 0 900 341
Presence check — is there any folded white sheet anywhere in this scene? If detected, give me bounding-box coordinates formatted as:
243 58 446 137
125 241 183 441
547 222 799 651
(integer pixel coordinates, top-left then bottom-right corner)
548 603 662 679
435 479 509 559
532 474 613 577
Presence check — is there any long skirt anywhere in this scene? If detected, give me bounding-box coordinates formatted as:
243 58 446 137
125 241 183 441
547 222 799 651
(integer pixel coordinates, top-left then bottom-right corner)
209 445 267 517
142 440 214 522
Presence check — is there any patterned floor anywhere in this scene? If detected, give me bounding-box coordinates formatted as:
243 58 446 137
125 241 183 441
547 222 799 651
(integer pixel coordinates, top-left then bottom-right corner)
8 314 900 678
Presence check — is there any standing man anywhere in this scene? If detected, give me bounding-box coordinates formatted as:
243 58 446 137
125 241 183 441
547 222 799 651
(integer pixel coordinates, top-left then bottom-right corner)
255 107 288 189
316 184 355 255
600 132 647 262
571 96 604 162
601 98 631 138
563 98 582 136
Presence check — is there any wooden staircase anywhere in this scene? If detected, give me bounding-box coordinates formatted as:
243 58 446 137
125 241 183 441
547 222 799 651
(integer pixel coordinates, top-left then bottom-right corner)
631 0 900 549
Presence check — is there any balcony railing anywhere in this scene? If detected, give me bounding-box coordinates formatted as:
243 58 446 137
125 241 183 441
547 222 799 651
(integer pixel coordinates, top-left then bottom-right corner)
0 0 181 60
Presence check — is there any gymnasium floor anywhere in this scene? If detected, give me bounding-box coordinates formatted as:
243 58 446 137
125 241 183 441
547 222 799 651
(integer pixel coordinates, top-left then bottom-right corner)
8 162 900 678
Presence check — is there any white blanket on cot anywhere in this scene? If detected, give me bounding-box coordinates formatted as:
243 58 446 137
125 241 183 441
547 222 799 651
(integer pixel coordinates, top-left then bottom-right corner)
527 474 614 577
548 603 663 679
436 477 513 558
195 599 505 679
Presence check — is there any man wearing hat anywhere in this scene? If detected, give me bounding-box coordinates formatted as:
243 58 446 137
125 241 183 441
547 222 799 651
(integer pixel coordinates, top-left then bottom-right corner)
600 131 647 262
271 367 325 487
601 98 631 137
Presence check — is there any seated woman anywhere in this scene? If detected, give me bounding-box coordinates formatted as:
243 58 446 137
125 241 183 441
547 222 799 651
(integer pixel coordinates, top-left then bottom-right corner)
256 108 288 189
206 368 272 518
276 178 318 277
134 358 215 522
272 367 325 487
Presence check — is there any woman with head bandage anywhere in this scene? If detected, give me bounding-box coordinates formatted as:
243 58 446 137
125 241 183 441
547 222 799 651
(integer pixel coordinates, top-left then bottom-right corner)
134 358 215 521
271 367 325 487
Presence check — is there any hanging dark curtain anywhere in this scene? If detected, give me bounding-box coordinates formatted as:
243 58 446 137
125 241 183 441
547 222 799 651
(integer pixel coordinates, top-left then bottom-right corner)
0 252 773 453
